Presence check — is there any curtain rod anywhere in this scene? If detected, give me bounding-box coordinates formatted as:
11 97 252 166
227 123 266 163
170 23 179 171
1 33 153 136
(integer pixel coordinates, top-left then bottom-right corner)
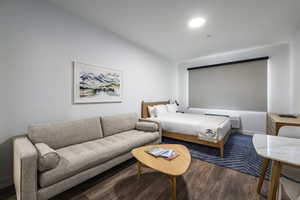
187 56 269 71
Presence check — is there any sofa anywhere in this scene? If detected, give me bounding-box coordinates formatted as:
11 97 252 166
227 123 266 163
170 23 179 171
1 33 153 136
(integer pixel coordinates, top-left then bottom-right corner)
13 113 161 200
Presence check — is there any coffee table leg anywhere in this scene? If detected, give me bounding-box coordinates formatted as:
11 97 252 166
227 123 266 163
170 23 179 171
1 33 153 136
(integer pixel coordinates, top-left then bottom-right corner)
169 176 177 200
137 161 142 179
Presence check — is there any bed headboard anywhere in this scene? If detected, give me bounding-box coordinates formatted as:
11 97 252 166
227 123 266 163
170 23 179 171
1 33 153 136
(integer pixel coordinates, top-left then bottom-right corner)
141 100 170 118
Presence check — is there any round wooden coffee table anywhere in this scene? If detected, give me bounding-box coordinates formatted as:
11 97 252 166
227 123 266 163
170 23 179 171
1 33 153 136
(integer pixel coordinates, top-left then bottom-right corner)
131 144 191 200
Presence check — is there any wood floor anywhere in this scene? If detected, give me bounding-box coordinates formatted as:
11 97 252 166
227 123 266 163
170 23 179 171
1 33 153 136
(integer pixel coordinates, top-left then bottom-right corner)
2 158 269 200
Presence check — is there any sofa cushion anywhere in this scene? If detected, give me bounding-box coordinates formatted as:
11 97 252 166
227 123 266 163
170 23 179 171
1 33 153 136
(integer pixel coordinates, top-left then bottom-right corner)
101 113 139 137
28 117 103 149
35 143 60 172
104 130 160 150
39 130 159 187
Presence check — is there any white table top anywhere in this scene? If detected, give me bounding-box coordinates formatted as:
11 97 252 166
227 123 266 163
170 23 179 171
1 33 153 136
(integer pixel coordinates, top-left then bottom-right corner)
253 134 300 166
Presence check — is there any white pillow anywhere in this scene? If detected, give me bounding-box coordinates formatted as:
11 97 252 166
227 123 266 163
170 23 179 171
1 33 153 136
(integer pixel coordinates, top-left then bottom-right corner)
154 105 168 116
148 106 157 118
166 104 178 113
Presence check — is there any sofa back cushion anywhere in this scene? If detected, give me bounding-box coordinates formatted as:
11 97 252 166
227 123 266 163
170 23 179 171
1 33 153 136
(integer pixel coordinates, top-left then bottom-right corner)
101 113 139 137
28 117 103 149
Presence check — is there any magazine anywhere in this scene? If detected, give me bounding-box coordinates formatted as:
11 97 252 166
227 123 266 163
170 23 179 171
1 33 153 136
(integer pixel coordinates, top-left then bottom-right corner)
145 147 179 160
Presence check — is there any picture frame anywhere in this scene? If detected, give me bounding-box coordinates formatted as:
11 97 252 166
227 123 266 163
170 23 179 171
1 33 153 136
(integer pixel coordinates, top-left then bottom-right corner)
73 62 123 103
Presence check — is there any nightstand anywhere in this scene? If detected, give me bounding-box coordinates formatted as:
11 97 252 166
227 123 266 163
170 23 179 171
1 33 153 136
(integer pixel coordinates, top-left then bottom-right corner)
267 113 300 135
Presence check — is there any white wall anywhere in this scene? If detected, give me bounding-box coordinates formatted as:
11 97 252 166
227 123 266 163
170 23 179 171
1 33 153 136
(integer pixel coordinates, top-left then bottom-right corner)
0 0 175 188
176 43 291 134
290 30 300 114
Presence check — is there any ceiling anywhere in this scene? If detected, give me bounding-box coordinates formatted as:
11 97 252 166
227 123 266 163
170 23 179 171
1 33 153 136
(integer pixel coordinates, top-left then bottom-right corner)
49 0 300 61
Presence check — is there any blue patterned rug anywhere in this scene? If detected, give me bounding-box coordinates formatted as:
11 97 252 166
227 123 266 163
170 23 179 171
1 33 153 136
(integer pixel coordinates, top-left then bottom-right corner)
163 133 270 179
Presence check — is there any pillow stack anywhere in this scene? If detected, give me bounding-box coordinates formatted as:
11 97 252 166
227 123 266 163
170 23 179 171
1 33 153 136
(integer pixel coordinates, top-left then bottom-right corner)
166 104 178 113
155 105 168 116
147 103 178 117
148 106 157 118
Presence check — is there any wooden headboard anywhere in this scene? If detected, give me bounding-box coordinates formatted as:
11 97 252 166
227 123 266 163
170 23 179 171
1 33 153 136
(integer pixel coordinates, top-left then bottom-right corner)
141 100 170 118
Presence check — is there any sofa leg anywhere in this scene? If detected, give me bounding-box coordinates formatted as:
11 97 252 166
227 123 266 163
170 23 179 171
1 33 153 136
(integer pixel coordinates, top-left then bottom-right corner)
220 146 224 158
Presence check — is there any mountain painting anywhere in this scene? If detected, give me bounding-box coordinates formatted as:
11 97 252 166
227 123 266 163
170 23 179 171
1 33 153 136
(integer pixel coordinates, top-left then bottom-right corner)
73 62 122 103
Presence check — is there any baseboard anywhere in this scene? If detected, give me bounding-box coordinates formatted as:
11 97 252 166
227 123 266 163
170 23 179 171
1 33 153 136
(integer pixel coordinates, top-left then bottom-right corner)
0 176 13 189
237 129 266 136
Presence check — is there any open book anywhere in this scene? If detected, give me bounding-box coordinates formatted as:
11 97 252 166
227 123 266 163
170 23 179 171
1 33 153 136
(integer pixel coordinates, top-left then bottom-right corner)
145 147 179 160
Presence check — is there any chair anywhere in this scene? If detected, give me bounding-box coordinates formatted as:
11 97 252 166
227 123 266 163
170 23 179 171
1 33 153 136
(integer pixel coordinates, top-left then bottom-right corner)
276 126 300 200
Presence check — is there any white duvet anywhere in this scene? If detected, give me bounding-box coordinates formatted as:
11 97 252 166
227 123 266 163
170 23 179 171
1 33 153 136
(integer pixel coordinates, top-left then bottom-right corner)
147 113 231 143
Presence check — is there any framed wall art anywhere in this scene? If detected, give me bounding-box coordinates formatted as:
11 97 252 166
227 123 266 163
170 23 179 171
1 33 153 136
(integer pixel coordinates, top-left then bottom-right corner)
73 62 123 103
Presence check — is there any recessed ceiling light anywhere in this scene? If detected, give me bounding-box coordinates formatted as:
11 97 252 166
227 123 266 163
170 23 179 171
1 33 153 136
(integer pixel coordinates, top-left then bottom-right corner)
188 17 206 28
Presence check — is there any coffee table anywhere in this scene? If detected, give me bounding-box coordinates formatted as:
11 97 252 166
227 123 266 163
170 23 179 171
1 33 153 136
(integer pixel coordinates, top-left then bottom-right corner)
131 144 191 200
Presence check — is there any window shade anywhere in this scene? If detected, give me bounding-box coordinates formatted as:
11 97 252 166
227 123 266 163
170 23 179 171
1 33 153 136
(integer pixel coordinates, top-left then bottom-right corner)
188 59 268 111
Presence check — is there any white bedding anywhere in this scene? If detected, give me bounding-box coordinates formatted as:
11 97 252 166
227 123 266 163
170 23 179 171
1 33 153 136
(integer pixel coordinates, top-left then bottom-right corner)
147 113 231 143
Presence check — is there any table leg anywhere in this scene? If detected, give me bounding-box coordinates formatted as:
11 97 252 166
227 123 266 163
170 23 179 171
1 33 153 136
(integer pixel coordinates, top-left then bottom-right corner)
257 158 270 193
267 161 281 200
169 176 177 200
137 161 142 179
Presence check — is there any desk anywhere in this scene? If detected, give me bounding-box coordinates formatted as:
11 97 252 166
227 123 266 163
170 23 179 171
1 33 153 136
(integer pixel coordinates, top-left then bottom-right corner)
253 134 300 200
267 113 300 135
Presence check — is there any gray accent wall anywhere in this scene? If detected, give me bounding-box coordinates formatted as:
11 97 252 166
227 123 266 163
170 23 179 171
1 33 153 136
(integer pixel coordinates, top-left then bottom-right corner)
189 59 268 111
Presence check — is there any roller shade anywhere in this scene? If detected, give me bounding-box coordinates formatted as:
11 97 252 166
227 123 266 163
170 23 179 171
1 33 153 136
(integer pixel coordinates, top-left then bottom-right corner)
188 58 268 111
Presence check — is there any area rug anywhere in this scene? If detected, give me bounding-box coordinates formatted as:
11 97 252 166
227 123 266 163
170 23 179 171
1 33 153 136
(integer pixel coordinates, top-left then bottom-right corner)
163 133 270 179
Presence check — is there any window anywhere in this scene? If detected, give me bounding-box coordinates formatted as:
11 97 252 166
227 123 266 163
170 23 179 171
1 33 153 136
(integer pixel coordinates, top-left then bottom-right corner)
188 58 268 111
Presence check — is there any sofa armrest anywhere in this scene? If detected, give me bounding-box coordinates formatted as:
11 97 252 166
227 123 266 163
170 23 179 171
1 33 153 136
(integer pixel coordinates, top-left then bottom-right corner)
139 119 162 138
13 136 38 200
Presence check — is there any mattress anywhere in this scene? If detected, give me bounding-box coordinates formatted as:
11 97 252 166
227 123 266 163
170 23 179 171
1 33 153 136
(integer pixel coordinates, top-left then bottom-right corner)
147 113 231 142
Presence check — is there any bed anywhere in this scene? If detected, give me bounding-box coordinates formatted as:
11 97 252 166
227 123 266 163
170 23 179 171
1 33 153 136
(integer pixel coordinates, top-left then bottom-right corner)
141 100 231 157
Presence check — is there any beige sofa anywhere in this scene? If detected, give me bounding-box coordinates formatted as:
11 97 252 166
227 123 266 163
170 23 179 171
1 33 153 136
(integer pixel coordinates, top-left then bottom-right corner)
13 113 161 200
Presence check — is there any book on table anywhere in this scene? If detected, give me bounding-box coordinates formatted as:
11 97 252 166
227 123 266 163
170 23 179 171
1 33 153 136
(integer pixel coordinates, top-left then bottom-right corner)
145 147 179 160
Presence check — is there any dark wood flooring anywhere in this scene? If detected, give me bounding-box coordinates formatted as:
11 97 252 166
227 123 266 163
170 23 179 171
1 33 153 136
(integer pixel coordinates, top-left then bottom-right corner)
1 158 269 200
